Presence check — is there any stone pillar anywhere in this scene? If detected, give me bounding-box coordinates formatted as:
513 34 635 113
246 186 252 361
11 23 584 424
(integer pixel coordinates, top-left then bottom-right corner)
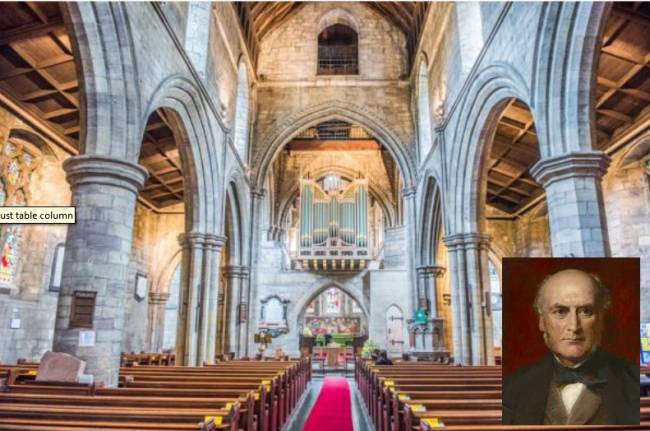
245 187 266 356
224 265 250 357
402 186 418 315
443 237 470 365
147 291 170 353
176 232 225 366
530 151 611 257
443 233 493 365
416 265 445 317
204 235 227 363
53 155 148 386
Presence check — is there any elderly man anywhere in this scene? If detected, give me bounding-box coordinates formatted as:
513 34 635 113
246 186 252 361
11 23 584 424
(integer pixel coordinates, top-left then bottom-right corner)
503 269 639 425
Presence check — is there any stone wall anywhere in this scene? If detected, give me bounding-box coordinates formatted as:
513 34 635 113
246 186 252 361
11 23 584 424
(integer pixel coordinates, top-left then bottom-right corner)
123 204 184 352
252 2 415 168
486 204 551 258
257 3 406 81
367 269 409 349
0 107 70 363
602 160 650 322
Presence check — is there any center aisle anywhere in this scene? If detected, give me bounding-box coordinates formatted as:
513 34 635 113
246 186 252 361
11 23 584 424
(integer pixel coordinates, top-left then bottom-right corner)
303 376 354 431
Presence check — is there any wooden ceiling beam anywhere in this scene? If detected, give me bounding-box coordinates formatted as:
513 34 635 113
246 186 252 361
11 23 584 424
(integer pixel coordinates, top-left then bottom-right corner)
487 191 521 205
9 43 80 108
619 88 650 103
598 108 632 123
144 171 183 200
486 176 532 197
25 3 50 24
42 107 76 120
0 19 63 46
35 53 74 69
601 45 648 66
19 88 57 102
611 5 650 30
286 139 380 151
596 55 650 109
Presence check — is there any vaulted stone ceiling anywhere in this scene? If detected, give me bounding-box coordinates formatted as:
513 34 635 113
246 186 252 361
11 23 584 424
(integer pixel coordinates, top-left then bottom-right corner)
233 2 429 70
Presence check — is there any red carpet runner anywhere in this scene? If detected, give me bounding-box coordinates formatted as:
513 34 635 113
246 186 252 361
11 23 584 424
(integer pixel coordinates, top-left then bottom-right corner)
303 376 354 431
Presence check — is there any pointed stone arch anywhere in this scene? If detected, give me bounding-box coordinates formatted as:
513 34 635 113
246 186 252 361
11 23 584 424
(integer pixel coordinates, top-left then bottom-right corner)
532 2 611 156
61 2 141 160
233 61 251 164
253 101 416 191
446 63 531 235
293 281 369 326
415 54 433 162
143 75 223 235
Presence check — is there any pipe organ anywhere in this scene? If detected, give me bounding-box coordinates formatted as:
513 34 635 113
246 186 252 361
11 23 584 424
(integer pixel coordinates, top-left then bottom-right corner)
297 177 370 270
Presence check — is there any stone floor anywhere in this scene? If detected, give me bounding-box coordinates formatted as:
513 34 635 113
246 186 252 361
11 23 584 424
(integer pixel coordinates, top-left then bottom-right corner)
285 374 373 431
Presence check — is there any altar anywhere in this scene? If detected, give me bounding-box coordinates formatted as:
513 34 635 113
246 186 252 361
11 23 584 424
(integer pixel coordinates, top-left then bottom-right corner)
313 346 350 366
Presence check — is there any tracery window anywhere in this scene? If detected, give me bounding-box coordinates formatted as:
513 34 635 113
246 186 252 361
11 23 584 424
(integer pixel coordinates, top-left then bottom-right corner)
324 287 342 314
317 24 358 75
0 136 40 287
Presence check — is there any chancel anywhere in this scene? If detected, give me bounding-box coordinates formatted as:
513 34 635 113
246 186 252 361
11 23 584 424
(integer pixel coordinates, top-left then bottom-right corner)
0 1 648 430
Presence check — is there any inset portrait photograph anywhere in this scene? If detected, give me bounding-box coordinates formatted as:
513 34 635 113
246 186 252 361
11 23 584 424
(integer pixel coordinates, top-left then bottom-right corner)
501 258 640 425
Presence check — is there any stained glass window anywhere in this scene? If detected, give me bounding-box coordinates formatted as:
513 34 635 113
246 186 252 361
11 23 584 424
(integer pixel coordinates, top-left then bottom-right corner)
306 299 316 314
6 159 19 186
0 181 6 207
325 287 341 314
352 299 362 313
0 135 40 288
0 226 18 285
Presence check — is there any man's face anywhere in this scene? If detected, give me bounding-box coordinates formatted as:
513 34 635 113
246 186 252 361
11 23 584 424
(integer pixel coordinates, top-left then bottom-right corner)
538 270 605 367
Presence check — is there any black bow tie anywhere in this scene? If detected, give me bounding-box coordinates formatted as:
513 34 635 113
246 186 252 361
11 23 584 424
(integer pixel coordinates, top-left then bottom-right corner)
553 367 608 387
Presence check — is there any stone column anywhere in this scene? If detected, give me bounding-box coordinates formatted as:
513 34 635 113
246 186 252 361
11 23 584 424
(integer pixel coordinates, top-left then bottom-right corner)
530 151 611 257
147 291 170 352
176 232 225 366
245 187 265 357
204 234 227 364
443 236 470 364
443 233 493 365
53 155 148 386
224 265 250 357
416 265 445 317
402 186 418 315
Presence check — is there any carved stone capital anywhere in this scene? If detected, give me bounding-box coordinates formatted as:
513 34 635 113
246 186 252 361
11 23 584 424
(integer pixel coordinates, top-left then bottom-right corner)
401 185 417 199
205 234 227 249
416 265 446 278
148 291 170 304
443 233 491 250
251 188 266 200
530 151 610 187
178 232 227 249
223 265 250 279
64 155 148 194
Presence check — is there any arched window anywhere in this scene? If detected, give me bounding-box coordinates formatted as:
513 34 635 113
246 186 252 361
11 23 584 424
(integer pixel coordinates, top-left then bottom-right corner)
488 260 502 349
317 24 358 75
233 62 250 163
0 136 40 287
416 58 433 161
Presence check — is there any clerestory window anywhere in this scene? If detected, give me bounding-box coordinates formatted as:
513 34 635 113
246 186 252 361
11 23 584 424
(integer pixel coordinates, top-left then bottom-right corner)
317 24 358 75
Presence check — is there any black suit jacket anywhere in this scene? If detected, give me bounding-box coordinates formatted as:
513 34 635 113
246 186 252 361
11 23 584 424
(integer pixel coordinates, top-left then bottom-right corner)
502 349 640 425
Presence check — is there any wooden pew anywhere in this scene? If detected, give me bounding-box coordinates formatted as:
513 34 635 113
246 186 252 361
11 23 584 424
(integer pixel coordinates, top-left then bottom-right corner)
0 358 311 431
355 358 650 431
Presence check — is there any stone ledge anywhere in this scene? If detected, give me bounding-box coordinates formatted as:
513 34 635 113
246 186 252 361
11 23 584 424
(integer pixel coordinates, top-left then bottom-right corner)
530 151 611 187
63 155 148 194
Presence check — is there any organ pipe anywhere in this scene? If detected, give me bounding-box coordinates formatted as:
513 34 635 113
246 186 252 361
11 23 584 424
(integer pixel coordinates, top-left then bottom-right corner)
298 176 370 254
